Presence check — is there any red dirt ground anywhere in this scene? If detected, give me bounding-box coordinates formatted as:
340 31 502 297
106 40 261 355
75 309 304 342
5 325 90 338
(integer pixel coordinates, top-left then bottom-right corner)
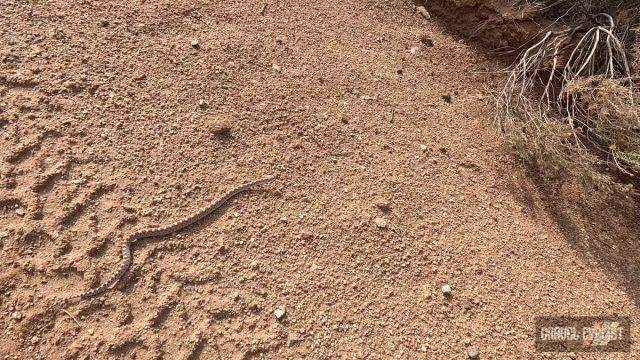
2 0 640 359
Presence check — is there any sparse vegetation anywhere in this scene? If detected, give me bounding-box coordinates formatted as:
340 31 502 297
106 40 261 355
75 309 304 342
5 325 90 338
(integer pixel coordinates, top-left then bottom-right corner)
495 1 639 192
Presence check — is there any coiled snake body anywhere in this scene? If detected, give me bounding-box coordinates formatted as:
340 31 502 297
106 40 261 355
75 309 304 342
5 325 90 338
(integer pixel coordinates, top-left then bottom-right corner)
64 176 275 301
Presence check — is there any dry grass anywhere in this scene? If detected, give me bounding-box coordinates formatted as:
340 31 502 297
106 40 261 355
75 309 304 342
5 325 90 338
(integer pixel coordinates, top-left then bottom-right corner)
495 2 639 193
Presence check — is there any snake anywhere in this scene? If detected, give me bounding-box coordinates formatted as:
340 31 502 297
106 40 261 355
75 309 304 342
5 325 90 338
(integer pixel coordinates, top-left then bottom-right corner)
62 176 276 302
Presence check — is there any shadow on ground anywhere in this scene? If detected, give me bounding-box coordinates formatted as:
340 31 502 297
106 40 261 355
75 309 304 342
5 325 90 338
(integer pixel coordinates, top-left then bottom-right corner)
504 165 640 308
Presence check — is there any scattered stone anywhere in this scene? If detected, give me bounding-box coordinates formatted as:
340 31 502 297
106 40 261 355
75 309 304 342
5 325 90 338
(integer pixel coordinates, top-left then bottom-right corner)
441 284 452 296
207 118 232 137
30 336 39 345
190 39 200 48
374 217 387 229
272 63 281 73
99 18 109 27
0 231 9 239
88 328 95 335
420 35 434 47
416 6 431 20
15 208 25 216
274 307 286 321
420 344 428 352
198 100 208 109
420 144 428 152
10 311 22 320
467 345 479 359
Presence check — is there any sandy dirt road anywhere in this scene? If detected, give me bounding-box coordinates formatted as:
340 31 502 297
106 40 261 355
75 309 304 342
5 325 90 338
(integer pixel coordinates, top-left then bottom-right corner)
1 0 640 358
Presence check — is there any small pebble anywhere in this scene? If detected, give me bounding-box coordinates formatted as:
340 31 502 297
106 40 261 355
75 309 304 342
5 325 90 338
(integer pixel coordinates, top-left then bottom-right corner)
420 35 434 47
198 100 208 109
374 217 387 229
99 18 109 27
441 284 452 296
375 200 391 212
274 307 286 321
10 311 22 320
190 39 200 48
15 208 26 216
30 336 39 345
287 332 303 346
467 345 479 359
416 6 431 19
272 63 281 73
420 144 428 152
207 118 232 136
133 73 146 81
0 231 9 239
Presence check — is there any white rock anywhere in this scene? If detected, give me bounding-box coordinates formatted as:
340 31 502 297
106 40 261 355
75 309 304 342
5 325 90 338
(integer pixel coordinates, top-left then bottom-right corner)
374 217 387 228
274 307 286 321
441 284 452 296
467 345 479 359
287 332 303 346
416 6 431 20
10 311 22 320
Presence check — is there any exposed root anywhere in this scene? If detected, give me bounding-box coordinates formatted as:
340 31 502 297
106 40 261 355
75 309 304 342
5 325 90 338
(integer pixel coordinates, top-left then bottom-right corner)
496 12 639 192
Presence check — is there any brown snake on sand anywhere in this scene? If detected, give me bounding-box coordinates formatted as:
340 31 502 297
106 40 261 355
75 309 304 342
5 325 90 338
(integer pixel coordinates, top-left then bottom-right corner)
61 176 276 302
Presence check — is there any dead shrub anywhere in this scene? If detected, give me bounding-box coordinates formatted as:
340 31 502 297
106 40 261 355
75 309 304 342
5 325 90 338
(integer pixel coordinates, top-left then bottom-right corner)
496 6 639 193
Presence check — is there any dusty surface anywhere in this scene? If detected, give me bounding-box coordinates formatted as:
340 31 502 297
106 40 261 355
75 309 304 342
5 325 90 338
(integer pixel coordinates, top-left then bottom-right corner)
1 0 640 359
